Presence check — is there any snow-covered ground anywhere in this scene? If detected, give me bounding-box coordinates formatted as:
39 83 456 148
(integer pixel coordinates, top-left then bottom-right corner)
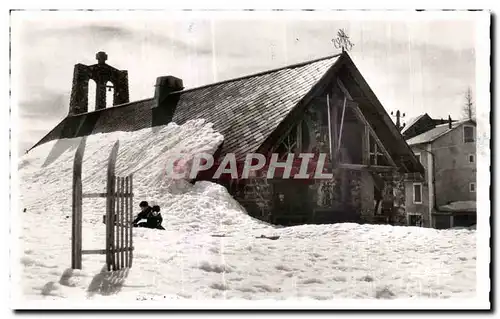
15 120 476 304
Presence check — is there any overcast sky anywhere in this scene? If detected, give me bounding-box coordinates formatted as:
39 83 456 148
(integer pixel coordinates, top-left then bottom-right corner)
11 11 480 154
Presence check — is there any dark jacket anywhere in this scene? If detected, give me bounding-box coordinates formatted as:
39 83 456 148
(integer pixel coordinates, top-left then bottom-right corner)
133 207 163 228
132 206 152 225
148 213 163 228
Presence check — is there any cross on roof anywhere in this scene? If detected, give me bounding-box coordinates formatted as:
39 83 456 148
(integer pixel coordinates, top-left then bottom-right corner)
332 29 354 52
96 51 108 64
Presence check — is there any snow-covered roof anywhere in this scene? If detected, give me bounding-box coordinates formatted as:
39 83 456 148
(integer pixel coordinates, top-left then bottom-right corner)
32 54 342 157
401 114 426 135
406 119 475 146
438 201 476 213
31 52 424 174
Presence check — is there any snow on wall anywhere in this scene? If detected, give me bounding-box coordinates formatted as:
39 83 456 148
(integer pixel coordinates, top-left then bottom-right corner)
16 119 477 303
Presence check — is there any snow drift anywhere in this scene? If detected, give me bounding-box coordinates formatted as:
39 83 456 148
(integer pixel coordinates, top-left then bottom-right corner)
16 119 476 303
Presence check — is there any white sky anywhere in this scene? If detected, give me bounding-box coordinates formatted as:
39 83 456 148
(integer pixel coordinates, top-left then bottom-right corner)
11 10 481 153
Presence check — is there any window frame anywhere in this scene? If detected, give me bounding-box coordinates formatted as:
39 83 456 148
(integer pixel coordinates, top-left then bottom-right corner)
414 152 421 164
413 182 423 204
468 153 475 164
463 125 475 143
407 212 423 227
469 182 476 193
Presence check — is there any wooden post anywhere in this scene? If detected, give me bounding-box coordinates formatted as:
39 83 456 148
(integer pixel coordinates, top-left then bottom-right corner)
72 137 86 270
124 176 129 268
120 177 125 269
115 176 120 270
106 141 119 271
71 138 134 272
330 95 338 166
326 94 333 164
362 125 370 165
129 175 134 267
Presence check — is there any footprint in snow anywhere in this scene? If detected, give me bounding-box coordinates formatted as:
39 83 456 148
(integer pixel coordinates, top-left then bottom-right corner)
275 264 292 271
210 282 229 291
375 287 396 299
299 278 324 285
358 275 374 282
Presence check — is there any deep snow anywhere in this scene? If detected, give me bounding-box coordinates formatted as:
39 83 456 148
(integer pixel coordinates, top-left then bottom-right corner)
15 119 476 302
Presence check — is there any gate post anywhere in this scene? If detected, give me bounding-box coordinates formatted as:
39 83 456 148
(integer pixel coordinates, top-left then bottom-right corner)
106 141 120 271
71 139 134 271
71 137 86 270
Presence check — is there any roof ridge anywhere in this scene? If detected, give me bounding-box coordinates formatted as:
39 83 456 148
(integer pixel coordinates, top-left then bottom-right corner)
69 52 343 117
68 97 154 117
434 119 467 127
169 52 343 95
66 52 343 118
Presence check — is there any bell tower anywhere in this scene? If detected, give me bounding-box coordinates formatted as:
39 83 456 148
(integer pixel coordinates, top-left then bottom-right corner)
69 51 129 115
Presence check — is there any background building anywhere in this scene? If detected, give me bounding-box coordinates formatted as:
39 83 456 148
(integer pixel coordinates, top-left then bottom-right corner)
404 118 476 228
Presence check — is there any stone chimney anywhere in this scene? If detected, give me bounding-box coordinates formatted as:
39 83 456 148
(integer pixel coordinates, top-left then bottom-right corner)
154 76 184 108
448 115 452 129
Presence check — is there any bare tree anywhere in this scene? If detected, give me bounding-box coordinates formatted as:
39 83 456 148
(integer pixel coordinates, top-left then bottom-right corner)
463 87 475 120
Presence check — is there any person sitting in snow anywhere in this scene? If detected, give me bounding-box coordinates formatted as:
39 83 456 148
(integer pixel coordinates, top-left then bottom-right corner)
132 201 164 230
150 205 165 230
132 201 152 227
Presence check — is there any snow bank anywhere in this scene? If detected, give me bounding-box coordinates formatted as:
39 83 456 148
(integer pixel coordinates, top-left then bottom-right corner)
16 120 476 303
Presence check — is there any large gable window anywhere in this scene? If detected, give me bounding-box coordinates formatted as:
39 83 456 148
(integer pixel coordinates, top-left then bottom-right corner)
274 120 311 160
369 134 389 166
464 126 475 143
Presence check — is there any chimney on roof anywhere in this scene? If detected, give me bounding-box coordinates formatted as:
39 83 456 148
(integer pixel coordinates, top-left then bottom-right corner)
448 115 452 129
154 76 184 108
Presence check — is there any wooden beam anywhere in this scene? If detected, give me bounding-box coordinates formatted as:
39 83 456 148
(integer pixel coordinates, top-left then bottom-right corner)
327 94 334 164
330 95 338 165
82 192 107 198
83 192 133 198
82 247 134 255
362 125 369 165
337 96 347 154
347 101 397 168
82 249 107 255
339 78 397 168
337 79 353 101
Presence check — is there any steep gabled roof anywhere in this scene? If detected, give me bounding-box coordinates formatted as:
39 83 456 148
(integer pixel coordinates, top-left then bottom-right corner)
401 113 428 135
32 54 341 157
31 52 423 174
406 119 476 145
